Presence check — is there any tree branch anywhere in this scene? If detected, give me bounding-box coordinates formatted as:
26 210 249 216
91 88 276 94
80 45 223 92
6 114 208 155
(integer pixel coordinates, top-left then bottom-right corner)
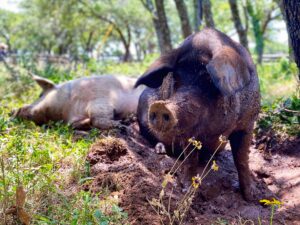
261 6 279 35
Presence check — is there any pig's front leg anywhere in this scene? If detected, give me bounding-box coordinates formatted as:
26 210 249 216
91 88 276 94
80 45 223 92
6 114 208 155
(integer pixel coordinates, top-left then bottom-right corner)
91 117 122 130
229 130 259 202
88 102 124 130
71 118 92 130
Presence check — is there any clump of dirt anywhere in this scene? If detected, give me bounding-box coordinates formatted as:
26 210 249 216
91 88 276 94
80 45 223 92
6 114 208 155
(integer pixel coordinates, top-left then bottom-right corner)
85 173 123 192
84 124 300 225
87 137 127 164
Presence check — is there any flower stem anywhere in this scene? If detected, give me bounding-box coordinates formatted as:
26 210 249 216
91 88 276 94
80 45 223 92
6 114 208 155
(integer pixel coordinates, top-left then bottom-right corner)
172 146 196 175
169 142 191 174
270 205 275 225
200 141 223 178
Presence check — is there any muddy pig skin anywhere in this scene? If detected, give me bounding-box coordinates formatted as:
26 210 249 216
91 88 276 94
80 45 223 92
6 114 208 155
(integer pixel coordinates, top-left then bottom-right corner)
135 28 260 201
13 75 144 130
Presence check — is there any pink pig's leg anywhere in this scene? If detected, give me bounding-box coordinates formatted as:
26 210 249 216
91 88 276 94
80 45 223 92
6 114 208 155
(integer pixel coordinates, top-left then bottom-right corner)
91 117 122 130
71 118 91 130
88 102 124 130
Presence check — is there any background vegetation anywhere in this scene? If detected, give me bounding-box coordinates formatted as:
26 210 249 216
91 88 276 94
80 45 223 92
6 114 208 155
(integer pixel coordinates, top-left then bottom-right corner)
0 0 299 224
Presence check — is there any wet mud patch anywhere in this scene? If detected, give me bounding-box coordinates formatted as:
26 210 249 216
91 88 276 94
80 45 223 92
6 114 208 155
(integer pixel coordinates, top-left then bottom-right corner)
84 124 300 224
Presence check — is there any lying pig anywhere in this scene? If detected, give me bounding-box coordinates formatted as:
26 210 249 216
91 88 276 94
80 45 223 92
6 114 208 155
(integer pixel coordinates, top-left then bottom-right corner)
13 75 144 130
135 28 260 201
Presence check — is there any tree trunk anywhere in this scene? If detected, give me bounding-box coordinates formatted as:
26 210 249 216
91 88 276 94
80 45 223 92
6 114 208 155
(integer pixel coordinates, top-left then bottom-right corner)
154 0 172 53
85 30 95 56
246 0 263 64
246 0 279 64
93 14 132 62
283 0 300 80
202 0 215 27
194 0 202 32
122 24 132 62
276 0 294 60
141 0 172 53
123 45 131 62
174 0 192 38
228 0 249 50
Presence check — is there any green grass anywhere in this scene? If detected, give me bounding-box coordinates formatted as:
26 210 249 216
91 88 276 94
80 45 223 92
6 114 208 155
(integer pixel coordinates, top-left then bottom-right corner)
0 59 298 224
257 58 298 104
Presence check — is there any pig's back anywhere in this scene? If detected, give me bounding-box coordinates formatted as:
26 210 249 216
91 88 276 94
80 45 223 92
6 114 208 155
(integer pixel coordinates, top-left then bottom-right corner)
60 75 137 101
57 75 138 121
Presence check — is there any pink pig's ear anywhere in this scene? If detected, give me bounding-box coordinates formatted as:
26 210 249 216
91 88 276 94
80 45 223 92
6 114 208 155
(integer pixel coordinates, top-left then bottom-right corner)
206 46 251 96
134 52 178 88
32 75 56 91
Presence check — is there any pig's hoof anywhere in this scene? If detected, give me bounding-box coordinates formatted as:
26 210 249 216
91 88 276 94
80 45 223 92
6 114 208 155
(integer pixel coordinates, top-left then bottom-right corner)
243 183 264 203
116 123 128 132
71 118 91 130
155 142 166 154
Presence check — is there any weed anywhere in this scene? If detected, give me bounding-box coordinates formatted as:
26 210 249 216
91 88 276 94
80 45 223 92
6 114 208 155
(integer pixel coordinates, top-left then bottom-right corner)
258 198 282 225
149 135 227 225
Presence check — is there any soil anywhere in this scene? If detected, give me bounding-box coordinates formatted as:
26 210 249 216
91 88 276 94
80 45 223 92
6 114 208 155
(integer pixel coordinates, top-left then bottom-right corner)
84 123 300 225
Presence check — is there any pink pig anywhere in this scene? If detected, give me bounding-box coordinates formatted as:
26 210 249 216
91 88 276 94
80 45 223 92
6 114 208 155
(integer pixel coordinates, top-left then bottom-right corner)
13 75 144 130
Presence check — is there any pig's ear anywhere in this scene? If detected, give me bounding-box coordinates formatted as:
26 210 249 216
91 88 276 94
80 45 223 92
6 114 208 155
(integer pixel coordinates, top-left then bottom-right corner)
33 75 56 91
135 53 176 88
206 47 251 96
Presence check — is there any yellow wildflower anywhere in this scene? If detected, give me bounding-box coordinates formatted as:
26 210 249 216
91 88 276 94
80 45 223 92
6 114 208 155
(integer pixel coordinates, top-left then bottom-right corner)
260 198 283 207
211 160 219 171
194 140 202 150
188 137 202 150
162 173 175 188
192 175 201 189
219 135 228 143
188 137 195 143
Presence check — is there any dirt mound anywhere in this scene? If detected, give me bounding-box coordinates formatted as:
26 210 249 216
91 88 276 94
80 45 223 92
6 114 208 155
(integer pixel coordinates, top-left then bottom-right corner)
87 137 128 164
85 124 300 225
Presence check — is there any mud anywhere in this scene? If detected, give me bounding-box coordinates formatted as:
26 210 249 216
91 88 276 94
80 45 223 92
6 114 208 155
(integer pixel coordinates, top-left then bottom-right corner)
85 123 300 225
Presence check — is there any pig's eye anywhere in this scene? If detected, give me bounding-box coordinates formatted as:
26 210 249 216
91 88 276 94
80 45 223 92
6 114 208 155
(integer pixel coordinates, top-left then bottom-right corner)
39 92 44 98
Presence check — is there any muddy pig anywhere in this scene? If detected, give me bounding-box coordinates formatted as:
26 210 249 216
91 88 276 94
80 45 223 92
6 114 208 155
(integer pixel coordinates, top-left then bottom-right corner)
13 75 144 130
135 28 260 201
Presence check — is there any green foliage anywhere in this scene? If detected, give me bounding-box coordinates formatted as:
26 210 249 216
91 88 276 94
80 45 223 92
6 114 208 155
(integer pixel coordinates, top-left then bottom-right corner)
258 95 300 136
258 60 298 104
0 0 290 61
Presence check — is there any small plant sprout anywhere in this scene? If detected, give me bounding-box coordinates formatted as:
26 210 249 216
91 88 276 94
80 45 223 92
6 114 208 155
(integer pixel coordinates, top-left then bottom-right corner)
259 198 283 225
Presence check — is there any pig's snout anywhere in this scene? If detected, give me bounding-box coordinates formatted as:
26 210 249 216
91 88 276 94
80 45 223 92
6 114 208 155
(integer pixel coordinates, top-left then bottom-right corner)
11 105 32 119
148 101 177 132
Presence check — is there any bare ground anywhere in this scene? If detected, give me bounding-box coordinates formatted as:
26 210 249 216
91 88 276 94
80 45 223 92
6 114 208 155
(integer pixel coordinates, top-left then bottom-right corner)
84 123 300 225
